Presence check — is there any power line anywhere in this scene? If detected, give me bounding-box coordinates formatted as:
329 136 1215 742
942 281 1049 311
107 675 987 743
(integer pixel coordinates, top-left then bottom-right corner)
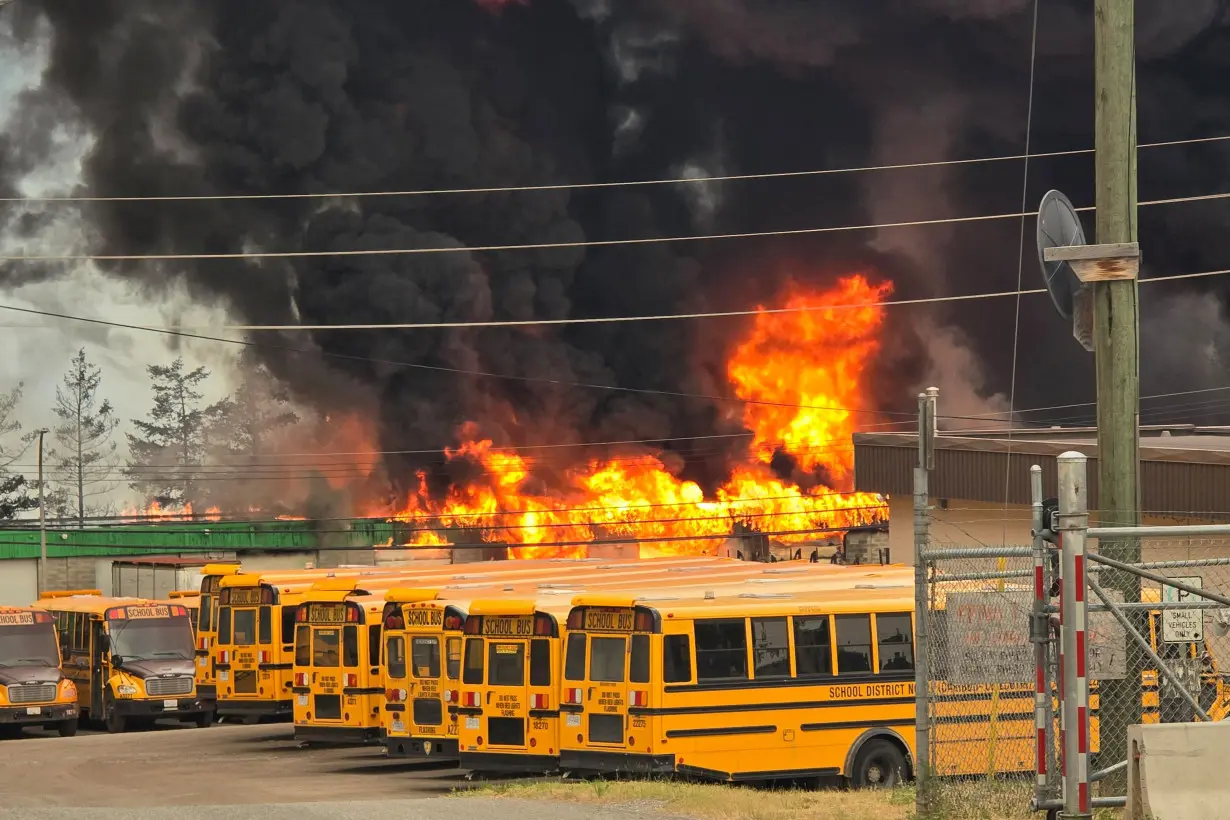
4 134 1228 205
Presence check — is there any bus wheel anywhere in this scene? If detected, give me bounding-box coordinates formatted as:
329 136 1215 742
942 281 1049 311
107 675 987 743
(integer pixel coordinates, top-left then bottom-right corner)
851 739 907 789
105 709 127 734
57 718 79 738
194 711 213 728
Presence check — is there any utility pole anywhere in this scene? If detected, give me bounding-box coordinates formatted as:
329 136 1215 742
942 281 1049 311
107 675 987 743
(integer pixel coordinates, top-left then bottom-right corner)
35 427 49 595
1092 0 1141 786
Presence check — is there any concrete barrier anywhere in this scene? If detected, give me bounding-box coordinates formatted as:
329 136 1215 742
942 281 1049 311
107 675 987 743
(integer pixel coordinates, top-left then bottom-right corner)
1127 721 1230 819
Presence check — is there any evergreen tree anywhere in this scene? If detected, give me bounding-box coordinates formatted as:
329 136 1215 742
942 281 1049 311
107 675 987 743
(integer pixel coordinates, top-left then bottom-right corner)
126 358 228 509
0 384 36 520
47 348 120 526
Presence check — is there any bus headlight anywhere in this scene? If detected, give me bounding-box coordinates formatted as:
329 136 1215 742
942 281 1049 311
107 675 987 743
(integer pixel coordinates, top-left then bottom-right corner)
59 679 77 699
116 684 138 696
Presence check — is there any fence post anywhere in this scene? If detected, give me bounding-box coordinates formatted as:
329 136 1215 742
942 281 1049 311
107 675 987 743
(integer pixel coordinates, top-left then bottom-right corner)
914 388 936 817
1057 451 1092 819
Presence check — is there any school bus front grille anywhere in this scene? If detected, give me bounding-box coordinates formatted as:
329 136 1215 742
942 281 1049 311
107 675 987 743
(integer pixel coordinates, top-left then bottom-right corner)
7 683 56 704
232 671 258 695
488 717 524 746
145 676 194 697
412 698 443 726
588 714 623 744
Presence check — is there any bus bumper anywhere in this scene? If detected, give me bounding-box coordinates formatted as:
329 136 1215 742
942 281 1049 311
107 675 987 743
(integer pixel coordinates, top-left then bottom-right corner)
217 698 292 720
459 751 560 774
113 697 208 720
0 703 77 724
560 749 675 775
294 724 382 745
386 735 460 760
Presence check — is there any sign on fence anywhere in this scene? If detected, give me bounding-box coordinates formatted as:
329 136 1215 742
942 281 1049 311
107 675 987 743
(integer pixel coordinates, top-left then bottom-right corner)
1161 576 1205 643
944 589 1127 684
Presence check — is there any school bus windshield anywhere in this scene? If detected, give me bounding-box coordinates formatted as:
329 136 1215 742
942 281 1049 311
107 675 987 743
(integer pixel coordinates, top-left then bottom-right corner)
108 618 194 661
0 623 59 668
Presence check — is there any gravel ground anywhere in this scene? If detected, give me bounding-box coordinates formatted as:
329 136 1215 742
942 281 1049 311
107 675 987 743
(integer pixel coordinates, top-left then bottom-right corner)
0 722 680 820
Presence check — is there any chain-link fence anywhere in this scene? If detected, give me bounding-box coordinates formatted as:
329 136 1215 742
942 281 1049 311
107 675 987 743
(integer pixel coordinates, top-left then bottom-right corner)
917 541 1044 819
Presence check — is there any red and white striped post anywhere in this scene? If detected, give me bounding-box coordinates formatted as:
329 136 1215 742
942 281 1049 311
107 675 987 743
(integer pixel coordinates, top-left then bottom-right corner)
1057 451 1092 819
1030 464 1049 801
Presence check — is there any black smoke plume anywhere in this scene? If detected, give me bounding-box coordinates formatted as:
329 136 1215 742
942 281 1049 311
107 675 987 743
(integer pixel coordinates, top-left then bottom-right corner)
3 0 1230 504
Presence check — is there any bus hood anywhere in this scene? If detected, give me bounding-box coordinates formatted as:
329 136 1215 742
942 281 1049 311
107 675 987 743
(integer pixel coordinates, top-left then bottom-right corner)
0 665 60 686
118 659 195 679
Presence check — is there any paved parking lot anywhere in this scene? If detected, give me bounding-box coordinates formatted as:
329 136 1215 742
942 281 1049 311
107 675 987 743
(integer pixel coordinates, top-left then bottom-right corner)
0 722 673 820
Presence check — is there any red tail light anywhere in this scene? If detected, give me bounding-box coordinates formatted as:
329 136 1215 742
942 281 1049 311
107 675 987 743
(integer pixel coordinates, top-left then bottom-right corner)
630 690 648 708
462 691 479 708
531 693 548 710
218 650 230 664
563 687 582 705
385 688 408 703
258 650 270 664
444 689 458 703
198 637 207 651
345 673 358 688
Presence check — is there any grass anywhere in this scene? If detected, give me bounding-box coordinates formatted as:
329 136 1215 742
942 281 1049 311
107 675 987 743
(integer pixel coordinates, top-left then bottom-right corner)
458 778 1125 820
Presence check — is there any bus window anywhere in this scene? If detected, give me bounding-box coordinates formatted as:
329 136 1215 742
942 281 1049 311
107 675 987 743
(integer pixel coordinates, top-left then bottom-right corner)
564 634 586 681
232 609 256 646
446 637 462 680
751 617 791 678
630 634 650 684
530 639 551 687
258 606 272 645
218 608 232 645
794 615 832 676
695 619 748 681
835 614 872 675
589 637 625 683
368 625 381 668
295 625 311 667
386 636 406 679
412 637 440 679
343 625 359 668
313 628 340 667
462 638 484 684
877 613 914 671
282 607 296 648
488 643 524 686
663 635 691 683
200 595 213 633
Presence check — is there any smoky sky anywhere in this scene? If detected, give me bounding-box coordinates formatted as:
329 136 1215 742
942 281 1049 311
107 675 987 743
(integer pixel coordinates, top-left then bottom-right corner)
3 0 1230 498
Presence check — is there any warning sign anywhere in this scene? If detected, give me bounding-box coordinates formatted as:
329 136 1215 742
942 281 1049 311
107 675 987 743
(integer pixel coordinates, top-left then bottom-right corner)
1161 576 1205 644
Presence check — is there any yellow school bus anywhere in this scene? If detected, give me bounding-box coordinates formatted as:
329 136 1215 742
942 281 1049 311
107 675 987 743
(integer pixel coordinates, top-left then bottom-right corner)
382 560 906 762
162 591 200 639
34 591 207 733
291 579 407 743
195 562 242 710
555 587 921 785
0 606 80 737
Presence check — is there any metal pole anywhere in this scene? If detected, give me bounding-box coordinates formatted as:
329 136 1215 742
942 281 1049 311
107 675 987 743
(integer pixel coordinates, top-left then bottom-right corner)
913 388 936 818
1030 465 1056 803
36 427 48 596
1058 451 1092 819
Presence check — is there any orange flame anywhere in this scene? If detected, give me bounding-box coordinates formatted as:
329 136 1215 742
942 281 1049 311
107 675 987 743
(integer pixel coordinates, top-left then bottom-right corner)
119 501 222 522
377 273 890 558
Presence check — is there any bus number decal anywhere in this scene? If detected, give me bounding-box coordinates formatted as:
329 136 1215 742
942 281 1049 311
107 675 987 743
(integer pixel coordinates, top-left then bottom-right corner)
531 720 549 731
583 609 634 632
0 612 35 626
483 617 533 637
826 682 914 701
124 606 170 619
403 609 444 628
631 717 647 729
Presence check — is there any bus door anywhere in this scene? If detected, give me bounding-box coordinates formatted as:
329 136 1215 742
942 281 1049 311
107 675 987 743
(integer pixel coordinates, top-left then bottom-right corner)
90 620 108 716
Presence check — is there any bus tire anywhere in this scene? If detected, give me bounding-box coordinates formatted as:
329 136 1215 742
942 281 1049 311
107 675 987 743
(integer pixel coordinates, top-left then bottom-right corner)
105 709 126 734
194 711 213 728
57 718 78 737
850 739 906 789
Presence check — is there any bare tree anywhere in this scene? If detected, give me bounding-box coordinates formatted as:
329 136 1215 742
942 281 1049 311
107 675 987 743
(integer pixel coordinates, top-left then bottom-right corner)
0 384 36 520
47 348 120 526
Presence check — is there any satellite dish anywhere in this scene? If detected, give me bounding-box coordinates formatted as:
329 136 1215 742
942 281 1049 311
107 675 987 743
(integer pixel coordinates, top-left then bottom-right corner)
1036 190 1087 320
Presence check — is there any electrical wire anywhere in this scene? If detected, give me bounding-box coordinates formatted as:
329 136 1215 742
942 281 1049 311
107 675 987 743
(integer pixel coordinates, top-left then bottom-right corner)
3 134 1229 204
